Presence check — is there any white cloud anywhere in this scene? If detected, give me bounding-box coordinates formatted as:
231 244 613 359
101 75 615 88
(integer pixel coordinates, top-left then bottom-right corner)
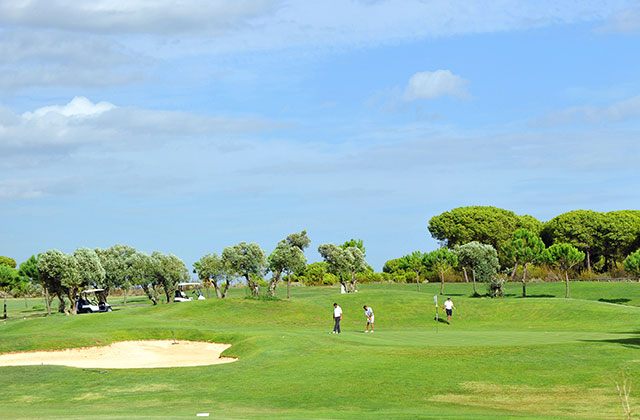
22 97 116 119
0 97 278 151
540 95 640 125
403 70 469 101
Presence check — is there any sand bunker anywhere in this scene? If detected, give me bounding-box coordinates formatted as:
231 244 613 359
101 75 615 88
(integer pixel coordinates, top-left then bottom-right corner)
0 340 237 369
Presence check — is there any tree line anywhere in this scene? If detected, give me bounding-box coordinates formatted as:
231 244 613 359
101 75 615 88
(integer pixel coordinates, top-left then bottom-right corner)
2 206 640 316
384 206 640 297
0 231 378 316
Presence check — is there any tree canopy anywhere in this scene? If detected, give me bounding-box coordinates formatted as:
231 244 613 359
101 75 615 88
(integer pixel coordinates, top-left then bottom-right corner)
428 206 542 265
545 243 585 298
424 247 458 295
455 241 499 295
222 242 267 297
318 243 367 293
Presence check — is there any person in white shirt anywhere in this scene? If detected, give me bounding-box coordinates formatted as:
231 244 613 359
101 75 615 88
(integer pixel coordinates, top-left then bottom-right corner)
443 297 455 323
363 305 374 333
332 303 343 334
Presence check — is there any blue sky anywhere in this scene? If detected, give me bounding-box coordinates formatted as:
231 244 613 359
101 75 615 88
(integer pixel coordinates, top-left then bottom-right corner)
1 0 639 270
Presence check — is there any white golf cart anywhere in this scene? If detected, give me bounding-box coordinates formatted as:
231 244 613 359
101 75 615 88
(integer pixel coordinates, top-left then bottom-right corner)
77 288 112 314
174 282 206 302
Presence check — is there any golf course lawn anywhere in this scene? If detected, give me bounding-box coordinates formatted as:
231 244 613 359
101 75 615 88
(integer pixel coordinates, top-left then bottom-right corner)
0 281 638 419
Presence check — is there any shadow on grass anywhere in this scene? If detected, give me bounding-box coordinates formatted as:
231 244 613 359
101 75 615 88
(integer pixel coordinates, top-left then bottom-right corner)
434 317 449 325
598 298 631 304
582 331 640 349
582 338 640 349
440 293 465 296
517 294 555 298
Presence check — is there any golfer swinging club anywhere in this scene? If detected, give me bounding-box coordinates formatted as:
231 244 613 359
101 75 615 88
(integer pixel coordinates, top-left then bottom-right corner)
363 305 374 333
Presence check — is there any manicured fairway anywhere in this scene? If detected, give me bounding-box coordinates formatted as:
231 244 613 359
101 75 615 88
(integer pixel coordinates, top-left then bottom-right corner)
0 282 638 419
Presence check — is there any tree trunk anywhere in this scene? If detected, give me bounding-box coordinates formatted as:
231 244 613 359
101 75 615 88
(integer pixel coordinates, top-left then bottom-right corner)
142 284 158 305
2 294 6 319
221 279 231 298
44 287 51 315
349 272 358 293
510 262 519 281
57 294 66 313
564 271 570 298
415 271 420 292
267 279 278 297
268 271 281 297
212 281 223 299
164 288 171 303
287 279 291 299
339 280 348 294
439 271 445 295
586 249 591 272
472 269 477 296
522 263 528 298
67 288 78 315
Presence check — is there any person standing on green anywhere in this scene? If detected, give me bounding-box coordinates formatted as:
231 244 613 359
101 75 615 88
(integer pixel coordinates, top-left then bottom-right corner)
443 297 455 323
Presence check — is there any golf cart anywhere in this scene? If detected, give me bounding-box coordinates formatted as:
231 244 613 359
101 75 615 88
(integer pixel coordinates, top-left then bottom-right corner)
77 288 112 314
174 282 206 302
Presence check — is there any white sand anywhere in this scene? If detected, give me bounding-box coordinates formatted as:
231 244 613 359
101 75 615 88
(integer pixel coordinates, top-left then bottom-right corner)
0 340 237 369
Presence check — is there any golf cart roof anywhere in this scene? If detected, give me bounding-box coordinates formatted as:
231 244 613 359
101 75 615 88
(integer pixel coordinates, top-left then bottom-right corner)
82 288 105 293
177 282 202 286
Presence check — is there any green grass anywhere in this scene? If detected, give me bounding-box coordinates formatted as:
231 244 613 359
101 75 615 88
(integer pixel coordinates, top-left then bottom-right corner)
1 282 639 419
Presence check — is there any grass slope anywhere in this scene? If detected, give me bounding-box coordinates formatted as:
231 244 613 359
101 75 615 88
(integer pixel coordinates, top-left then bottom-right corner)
0 282 639 419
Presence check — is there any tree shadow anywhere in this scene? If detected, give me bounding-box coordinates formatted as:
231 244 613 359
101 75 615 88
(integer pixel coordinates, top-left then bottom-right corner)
517 294 555 298
598 298 631 304
441 293 464 296
581 331 640 349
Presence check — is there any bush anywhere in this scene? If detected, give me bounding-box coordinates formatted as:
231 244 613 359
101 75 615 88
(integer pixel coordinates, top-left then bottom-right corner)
488 275 506 297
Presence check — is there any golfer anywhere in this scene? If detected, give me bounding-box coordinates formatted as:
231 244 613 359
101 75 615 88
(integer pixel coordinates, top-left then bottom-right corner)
363 305 374 333
332 303 343 334
443 297 455 323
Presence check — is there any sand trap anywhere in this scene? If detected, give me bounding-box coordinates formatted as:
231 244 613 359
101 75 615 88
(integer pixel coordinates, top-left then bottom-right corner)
0 340 237 369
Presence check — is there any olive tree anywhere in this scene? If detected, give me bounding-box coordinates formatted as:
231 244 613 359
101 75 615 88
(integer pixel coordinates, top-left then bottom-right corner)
268 230 310 298
74 248 105 292
545 243 585 298
502 229 546 297
151 252 190 303
38 250 72 314
128 252 159 305
222 242 267 297
455 242 499 296
194 253 231 299
424 248 458 295
96 244 137 302
318 243 367 293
